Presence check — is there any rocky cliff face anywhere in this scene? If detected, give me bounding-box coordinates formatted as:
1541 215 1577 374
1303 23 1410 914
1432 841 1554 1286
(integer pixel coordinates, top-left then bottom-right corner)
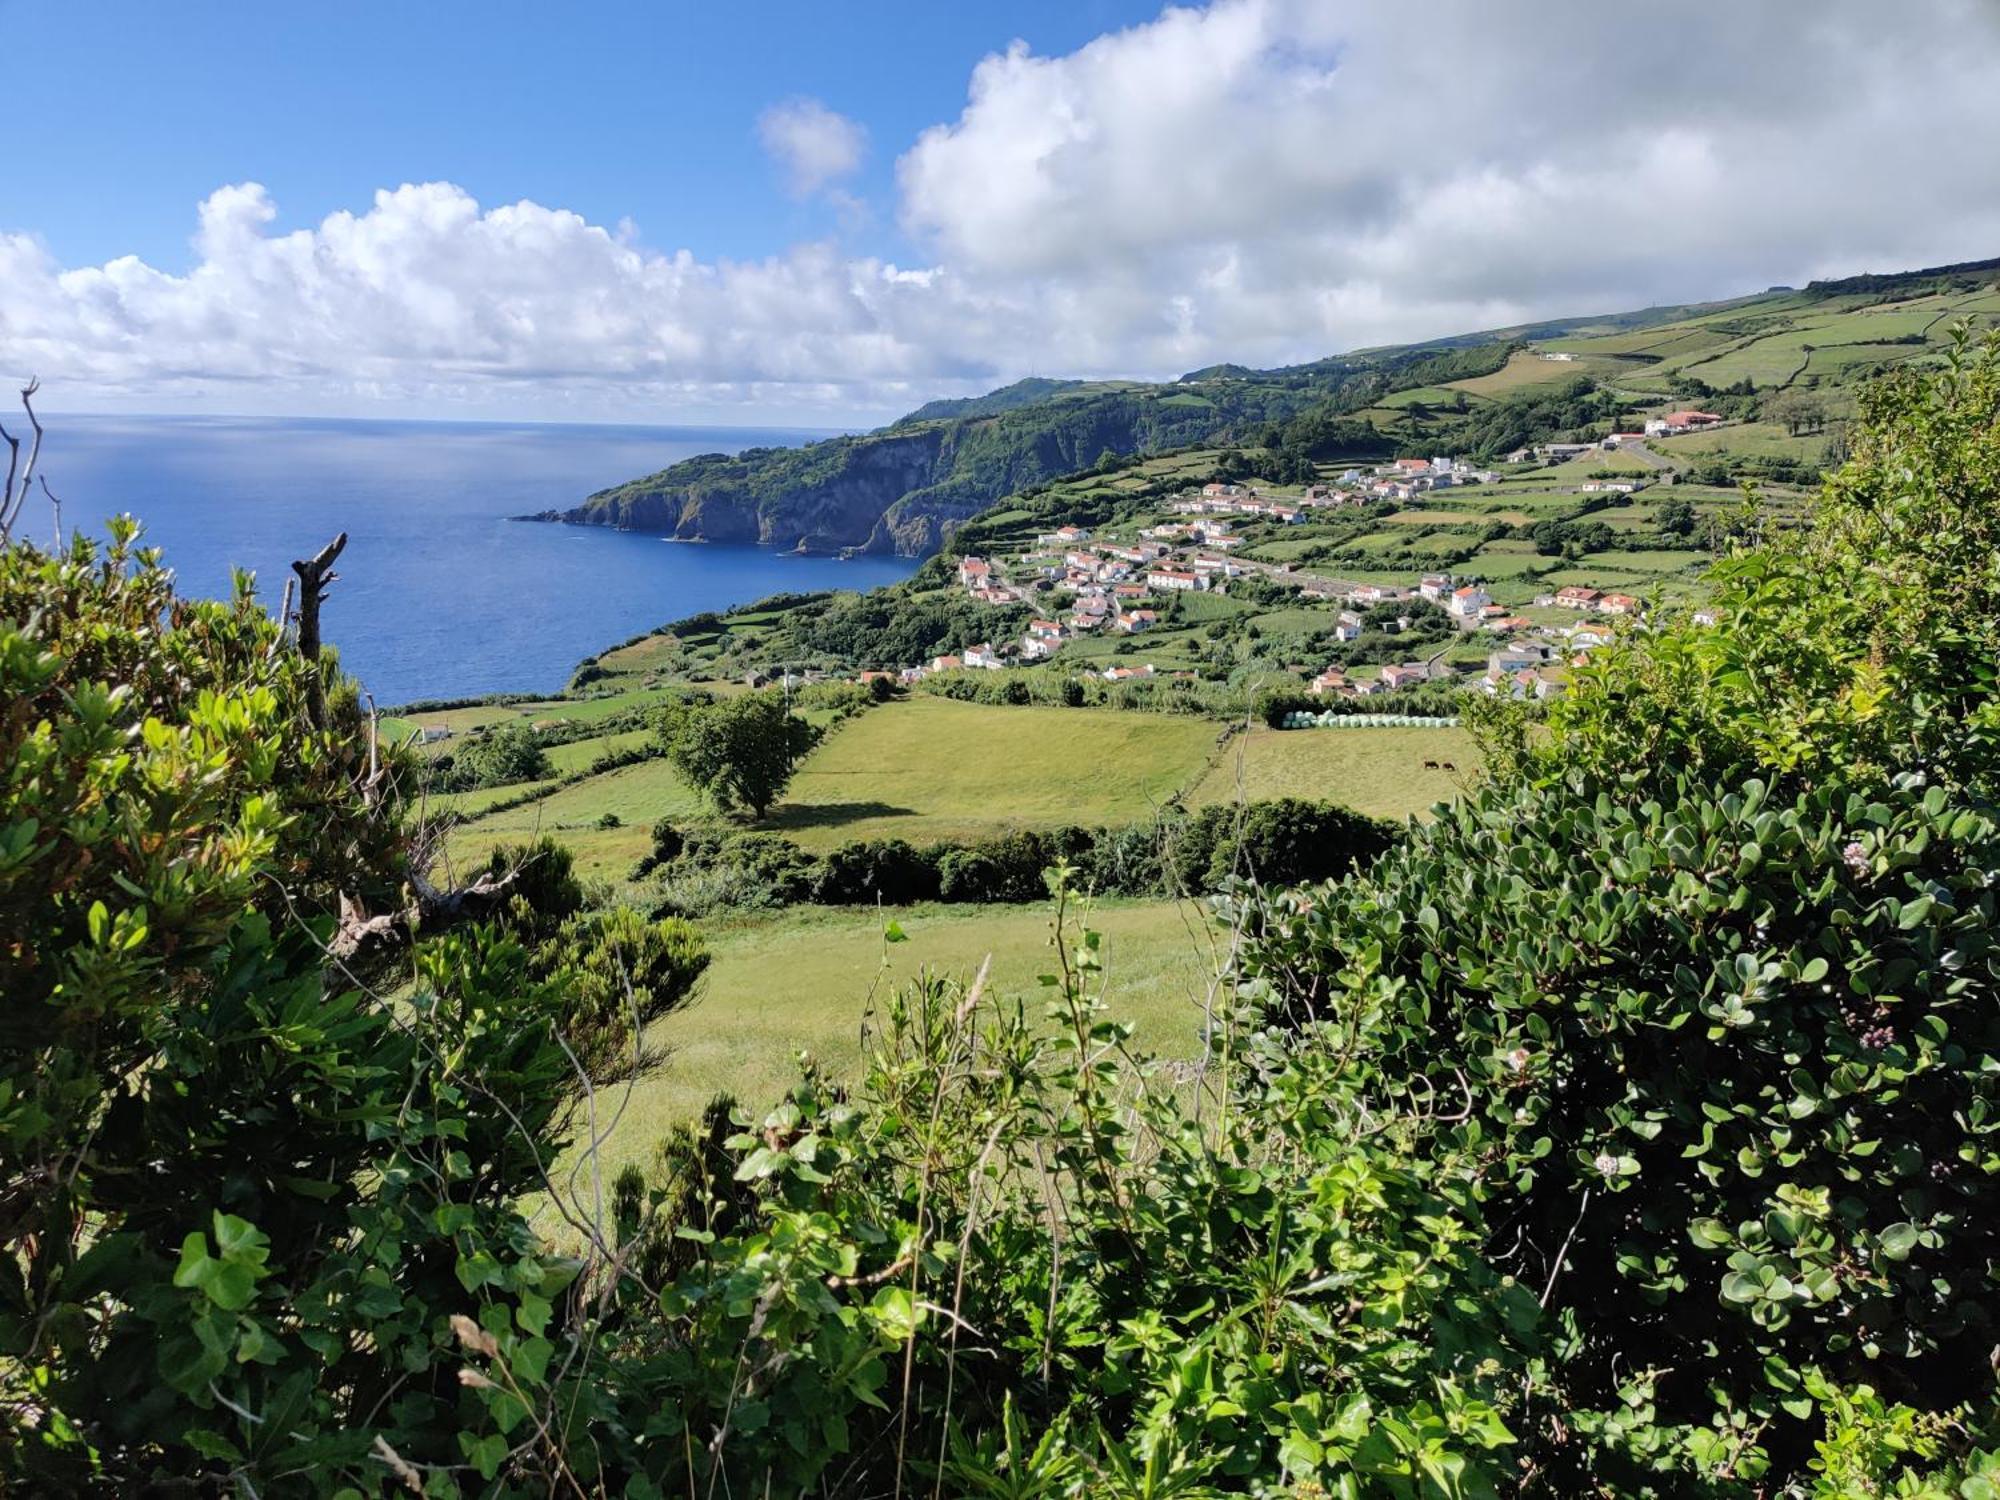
527 429 955 556
523 377 1290 556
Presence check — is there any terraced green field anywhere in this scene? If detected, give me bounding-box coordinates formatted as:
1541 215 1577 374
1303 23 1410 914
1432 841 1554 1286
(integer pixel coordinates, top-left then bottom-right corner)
1443 350 1621 398
1652 421 1830 462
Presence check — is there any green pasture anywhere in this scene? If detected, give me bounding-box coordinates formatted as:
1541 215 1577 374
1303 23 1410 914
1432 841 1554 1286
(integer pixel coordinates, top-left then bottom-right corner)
562 897 1228 1176
1187 725 1477 821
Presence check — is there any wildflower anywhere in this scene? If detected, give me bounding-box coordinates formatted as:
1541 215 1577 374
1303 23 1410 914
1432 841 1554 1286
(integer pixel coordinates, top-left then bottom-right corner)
1594 1151 1620 1176
1842 841 1869 875
1505 1047 1531 1072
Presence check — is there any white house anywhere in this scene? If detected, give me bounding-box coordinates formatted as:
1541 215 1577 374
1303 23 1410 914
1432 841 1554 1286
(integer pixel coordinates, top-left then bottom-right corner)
1146 566 1203 592
1448 584 1491 619
963 643 1004 670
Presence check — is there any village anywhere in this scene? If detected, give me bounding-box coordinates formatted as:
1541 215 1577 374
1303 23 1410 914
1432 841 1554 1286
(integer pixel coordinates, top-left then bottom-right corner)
908 434 1725 706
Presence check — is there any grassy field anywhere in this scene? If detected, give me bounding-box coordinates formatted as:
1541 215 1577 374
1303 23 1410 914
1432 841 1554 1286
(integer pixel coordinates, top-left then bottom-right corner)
445 696 1478 886
1652 421 1831 463
544 729 652 774
448 698 1234 879
1442 349 1617 398
573 897 1229 1175
446 757 711 880
766 698 1223 848
1188 726 1477 820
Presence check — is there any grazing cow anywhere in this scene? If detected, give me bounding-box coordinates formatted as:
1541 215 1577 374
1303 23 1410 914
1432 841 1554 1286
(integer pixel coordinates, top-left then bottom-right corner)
1421 759 1440 770
1440 761 1457 773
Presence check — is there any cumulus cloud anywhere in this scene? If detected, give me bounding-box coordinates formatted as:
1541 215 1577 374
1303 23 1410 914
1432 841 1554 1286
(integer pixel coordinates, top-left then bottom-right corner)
0 182 1022 420
4 0 1999 421
758 97 868 197
898 0 2000 361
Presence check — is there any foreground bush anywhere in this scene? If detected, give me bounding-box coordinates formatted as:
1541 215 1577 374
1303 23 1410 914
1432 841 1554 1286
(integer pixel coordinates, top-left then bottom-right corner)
1226 334 2000 1491
0 526 705 1492
1238 766 2000 1490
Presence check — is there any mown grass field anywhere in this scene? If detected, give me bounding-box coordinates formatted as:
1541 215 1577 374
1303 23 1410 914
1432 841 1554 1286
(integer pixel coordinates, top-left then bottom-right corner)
572 897 1229 1175
765 698 1223 848
445 757 711 880
1652 421 1830 463
1188 726 1477 820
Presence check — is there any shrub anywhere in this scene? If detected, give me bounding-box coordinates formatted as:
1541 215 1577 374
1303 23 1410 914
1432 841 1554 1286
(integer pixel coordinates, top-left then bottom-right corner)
528 904 710 1080
934 831 1055 903
454 719 553 788
812 838 941 905
1238 764 2000 1490
0 526 599 1491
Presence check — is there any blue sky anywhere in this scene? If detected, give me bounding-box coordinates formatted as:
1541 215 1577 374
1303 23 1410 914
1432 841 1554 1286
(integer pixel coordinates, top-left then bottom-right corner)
4 0 1997 425
8 1 1152 272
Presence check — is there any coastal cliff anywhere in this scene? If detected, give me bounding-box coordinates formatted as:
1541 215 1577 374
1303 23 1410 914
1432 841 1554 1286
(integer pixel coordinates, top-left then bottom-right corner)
527 333 1557 555
538 429 950 554
521 376 1325 556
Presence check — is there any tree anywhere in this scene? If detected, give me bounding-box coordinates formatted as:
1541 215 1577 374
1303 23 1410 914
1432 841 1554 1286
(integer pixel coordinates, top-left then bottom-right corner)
1765 387 1828 436
1655 493 1697 537
660 690 819 819
452 719 552 788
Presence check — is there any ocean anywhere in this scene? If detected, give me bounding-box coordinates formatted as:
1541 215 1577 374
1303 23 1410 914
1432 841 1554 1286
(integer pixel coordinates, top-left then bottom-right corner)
30 414 919 705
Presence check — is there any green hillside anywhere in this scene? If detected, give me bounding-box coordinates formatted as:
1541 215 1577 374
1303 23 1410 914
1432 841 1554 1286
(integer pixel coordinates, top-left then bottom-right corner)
534 253 2000 556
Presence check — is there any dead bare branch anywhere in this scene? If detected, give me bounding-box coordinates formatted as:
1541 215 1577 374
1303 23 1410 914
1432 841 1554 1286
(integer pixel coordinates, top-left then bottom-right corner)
39 475 62 550
290 531 348 727
267 575 297 659
0 377 46 544
328 861 522 965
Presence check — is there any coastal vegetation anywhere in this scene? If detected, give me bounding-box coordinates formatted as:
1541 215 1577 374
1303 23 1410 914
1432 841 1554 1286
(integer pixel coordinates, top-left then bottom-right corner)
7 278 2000 1495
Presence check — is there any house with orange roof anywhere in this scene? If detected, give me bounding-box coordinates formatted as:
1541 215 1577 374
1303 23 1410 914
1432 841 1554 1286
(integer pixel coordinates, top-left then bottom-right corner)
1448 583 1491 619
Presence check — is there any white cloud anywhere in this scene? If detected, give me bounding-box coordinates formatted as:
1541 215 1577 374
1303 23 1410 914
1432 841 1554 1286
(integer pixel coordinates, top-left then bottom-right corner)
757 97 868 197
4 0 1999 422
898 0 2000 362
0 182 1018 421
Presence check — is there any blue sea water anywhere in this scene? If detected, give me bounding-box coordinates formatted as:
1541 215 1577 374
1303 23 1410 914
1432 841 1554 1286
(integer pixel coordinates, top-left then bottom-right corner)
33 414 919 705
